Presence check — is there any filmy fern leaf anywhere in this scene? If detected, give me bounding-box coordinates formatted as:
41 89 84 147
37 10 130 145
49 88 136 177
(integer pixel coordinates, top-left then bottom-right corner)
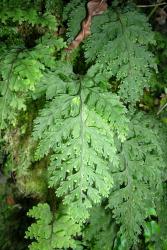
26 203 81 250
108 113 165 248
0 47 43 128
33 65 129 223
84 9 157 104
83 206 116 250
0 35 65 129
0 7 57 30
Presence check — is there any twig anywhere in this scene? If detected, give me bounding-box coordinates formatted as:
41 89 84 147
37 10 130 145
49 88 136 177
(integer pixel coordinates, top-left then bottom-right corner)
137 2 167 8
148 0 165 19
157 102 167 115
65 0 108 51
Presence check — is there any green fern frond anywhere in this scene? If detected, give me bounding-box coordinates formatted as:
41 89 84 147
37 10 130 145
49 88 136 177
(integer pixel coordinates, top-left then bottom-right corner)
84 9 157 104
26 203 81 249
33 68 129 223
83 206 116 250
0 48 43 128
33 62 75 100
0 35 65 129
45 0 63 15
1 2 166 250
108 113 165 247
0 7 57 30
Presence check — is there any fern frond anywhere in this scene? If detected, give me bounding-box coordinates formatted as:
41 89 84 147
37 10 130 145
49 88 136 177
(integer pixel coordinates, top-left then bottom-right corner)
33 62 75 100
0 7 57 30
83 206 117 250
84 9 157 104
33 68 129 223
26 203 81 249
0 35 65 129
0 48 43 128
108 113 165 247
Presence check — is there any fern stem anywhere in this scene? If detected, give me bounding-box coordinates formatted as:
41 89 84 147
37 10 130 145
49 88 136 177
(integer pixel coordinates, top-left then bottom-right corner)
116 11 133 92
79 80 85 200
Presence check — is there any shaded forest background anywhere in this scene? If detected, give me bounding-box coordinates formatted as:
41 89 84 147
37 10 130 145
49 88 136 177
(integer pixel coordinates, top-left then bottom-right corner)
1 0 167 249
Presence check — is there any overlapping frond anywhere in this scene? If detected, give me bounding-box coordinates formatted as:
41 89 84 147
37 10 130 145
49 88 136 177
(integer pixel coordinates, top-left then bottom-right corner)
0 35 65 129
26 203 81 250
84 9 157 103
33 66 129 224
108 113 165 247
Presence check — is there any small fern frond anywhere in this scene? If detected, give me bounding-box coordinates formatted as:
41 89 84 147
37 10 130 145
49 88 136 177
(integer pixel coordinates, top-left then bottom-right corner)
0 35 65 129
0 48 43 128
26 203 81 249
0 7 57 30
83 206 116 250
84 9 157 104
108 113 165 247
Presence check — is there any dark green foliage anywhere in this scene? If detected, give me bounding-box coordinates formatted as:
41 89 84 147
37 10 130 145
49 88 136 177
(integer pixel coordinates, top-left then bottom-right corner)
0 0 167 250
84 9 157 104
108 113 165 247
0 34 65 129
83 206 117 250
33 66 128 226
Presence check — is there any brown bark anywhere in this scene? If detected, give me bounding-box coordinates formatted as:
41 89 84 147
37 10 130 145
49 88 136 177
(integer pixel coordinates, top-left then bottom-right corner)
66 0 108 51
